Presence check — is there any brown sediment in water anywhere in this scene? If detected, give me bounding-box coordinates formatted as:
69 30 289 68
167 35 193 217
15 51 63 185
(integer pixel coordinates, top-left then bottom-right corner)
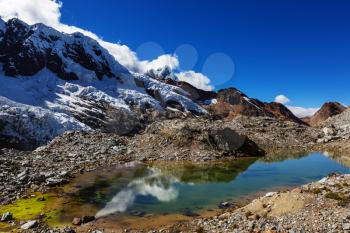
75 209 221 233
71 186 295 232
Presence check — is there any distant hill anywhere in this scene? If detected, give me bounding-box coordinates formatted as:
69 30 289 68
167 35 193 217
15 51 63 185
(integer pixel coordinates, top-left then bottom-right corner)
302 102 346 126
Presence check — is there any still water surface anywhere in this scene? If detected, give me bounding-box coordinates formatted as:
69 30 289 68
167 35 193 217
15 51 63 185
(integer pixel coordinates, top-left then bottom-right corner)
63 153 350 219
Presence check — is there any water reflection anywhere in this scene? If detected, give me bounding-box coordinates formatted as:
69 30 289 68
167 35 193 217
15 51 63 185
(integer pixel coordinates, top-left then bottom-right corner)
95 168 179 218
65 153 350 220
150 158 257 184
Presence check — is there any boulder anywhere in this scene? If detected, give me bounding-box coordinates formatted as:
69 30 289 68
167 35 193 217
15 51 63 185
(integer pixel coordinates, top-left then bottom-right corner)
209 128 246 151
323 127 336 137
46 177 69 187
20 220 37 229
81 215 95 224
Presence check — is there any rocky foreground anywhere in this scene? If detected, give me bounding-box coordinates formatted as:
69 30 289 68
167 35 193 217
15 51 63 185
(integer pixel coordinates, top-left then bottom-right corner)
159 174 350 233
0 109 349 232
14 174 350 233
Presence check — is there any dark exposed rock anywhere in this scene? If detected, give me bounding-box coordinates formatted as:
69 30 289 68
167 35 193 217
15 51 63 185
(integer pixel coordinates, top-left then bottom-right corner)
0 19 125 80
208 128 246 152
182 208 200 217
81 215 95 224
177 81 217 102
264 102 306 125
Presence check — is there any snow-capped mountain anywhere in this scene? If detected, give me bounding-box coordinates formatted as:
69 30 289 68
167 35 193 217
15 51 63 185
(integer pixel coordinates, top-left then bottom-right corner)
0 18 207 149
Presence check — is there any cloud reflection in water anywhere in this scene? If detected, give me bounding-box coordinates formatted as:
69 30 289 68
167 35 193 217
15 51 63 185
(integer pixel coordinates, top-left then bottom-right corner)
95 168 178 218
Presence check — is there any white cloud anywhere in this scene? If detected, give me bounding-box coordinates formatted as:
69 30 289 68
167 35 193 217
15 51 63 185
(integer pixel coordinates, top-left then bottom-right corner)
0 0 182 74
140 54 179 73
274 95 291 104
176 71 213 91
274 94 318 118
0 0 62 27
286 106 319 118
96 168 178 218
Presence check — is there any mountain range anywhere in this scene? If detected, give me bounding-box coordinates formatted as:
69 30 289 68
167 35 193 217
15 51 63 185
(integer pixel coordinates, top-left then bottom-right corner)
0 18 346 150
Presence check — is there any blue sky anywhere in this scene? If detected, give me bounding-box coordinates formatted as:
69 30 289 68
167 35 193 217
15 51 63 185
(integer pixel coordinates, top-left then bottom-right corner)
58 0 350 108
1 0 349 111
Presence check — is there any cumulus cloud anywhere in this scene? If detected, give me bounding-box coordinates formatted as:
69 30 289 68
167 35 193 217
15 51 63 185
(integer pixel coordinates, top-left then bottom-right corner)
141 54 179 73
286 106 319 118
176 71 213 91
274 94 318 117
95 168 178 218
274 95 291 104
0 0 183 74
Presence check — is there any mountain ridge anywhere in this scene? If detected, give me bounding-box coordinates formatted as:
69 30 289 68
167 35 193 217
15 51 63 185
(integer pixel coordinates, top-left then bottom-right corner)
302 102 346 126
0 18 308 149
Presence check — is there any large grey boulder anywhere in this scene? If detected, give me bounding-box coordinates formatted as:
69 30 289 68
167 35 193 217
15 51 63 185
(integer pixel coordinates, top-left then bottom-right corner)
209 127 246 151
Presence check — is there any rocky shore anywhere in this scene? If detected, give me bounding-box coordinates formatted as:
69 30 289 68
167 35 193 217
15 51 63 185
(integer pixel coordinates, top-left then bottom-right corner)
0 113 349 232
14 173 350 233
157 174 350 233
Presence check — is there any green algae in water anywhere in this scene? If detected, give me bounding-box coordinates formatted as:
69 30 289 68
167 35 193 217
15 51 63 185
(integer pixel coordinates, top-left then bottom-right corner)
0 193 65 230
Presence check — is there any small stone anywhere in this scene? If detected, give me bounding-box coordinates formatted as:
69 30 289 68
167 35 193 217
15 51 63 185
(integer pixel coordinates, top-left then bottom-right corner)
20 220 38 230
1 212 13 222
265 192 277 197
64 227 76 233
182 209 200 217
291 188 302 193
247 221 255 229
218 201 231 209
37 197 45 202
72 217 81 225
37 213 45 219
128 210 146 217
343 223 350 230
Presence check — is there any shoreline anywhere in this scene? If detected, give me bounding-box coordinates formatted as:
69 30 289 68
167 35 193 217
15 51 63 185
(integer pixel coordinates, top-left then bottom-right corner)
0 124 349 232
0 145 350 232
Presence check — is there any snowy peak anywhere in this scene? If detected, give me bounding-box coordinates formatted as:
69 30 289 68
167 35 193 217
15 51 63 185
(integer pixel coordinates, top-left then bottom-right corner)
0 18 129 80
145 66 178 82
0 18 208 149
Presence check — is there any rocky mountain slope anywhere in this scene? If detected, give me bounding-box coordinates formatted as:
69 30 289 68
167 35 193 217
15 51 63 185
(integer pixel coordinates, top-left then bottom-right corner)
0 17 310 150
0 18 208 149
206 88 306 125
303 102 346 126
317 108 350 142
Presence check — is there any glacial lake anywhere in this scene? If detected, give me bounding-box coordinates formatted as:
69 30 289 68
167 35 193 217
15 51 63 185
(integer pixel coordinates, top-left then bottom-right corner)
57 152 350 223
